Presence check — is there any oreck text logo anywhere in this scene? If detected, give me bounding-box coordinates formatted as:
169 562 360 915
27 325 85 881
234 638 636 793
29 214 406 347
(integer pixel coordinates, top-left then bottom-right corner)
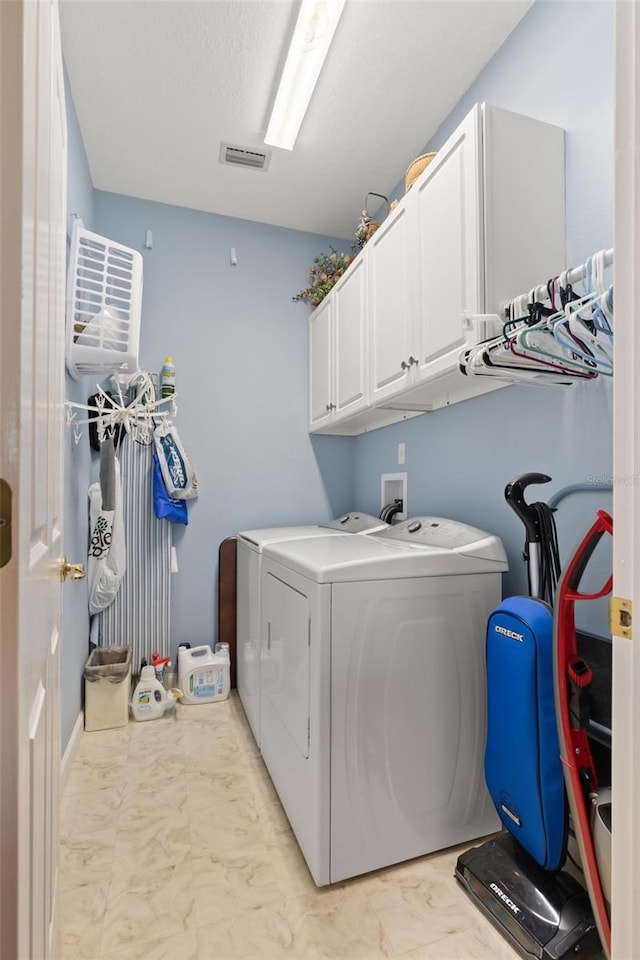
495 625 524 642
490 882 522 916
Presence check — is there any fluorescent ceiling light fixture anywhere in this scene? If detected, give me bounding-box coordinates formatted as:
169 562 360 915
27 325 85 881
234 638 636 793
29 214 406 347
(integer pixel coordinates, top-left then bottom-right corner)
265 0 347 151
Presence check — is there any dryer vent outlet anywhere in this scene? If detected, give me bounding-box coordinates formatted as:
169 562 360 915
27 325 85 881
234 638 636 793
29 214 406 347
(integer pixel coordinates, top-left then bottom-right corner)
381 473 407 521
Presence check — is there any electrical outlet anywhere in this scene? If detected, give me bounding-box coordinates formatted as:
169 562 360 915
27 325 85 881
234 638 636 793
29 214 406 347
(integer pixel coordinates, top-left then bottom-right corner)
398 442 405 465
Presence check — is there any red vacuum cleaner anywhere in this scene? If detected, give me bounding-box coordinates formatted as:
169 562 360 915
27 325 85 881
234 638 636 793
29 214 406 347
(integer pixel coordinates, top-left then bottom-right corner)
554 509 613 958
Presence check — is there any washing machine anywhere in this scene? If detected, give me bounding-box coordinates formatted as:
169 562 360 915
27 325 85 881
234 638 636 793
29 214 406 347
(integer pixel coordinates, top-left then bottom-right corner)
259 517 509 886
236 513 388 744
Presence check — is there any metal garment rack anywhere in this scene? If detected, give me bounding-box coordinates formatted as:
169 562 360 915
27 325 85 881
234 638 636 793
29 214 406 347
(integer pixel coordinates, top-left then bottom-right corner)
503 248 614 315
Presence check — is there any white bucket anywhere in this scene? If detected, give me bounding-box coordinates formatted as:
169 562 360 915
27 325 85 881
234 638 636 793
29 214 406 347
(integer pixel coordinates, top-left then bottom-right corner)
178 645 230 704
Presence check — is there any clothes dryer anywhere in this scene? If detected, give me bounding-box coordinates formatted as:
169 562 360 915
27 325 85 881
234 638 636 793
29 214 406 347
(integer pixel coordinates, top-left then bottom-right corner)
259 517 508 885
236 513 387 744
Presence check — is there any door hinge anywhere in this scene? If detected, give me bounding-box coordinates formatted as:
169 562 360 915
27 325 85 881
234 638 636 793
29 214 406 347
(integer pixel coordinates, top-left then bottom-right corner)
0 479 12 569
610 596 632 639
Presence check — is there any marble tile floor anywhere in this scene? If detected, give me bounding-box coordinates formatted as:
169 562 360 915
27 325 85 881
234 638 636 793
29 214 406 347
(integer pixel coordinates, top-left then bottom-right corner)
57 692 522 960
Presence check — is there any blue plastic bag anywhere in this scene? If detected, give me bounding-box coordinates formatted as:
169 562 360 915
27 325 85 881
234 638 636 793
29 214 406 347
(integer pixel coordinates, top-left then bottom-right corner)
153 454 188 525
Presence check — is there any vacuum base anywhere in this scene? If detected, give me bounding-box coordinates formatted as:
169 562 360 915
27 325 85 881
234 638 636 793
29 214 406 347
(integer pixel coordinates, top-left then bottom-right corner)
455 833 602 960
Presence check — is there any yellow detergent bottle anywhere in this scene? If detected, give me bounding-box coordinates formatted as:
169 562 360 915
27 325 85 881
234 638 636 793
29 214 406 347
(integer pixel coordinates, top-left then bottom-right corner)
131 665 168 721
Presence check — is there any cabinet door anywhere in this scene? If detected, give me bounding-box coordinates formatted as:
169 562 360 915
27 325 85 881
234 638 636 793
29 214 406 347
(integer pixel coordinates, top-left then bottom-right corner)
309 295 333 429
413 106 483 380
333 255 368 418
368 203 414 403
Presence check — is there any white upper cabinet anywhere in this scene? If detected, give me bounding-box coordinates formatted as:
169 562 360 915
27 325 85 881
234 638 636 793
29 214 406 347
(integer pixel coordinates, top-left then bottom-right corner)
309 254 369 432
309 295 333 430
368 202 414 403
413 107 482 379
368 107 483 410
333 256 368 417
308 102 565 434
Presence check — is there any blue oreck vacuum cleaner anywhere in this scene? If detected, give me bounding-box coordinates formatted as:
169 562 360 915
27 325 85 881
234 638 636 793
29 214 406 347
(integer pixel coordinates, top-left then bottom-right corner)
455 473 603 960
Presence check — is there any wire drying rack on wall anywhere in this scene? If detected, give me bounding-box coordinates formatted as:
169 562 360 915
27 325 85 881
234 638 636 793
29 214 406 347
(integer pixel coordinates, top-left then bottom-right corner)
65 372 176 446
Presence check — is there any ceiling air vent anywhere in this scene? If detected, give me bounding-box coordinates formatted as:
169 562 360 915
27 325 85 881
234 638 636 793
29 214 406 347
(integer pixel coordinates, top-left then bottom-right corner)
219 143 271 172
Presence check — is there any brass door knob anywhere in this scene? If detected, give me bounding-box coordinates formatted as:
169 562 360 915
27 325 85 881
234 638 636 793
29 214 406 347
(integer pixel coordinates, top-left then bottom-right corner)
59 557 86 583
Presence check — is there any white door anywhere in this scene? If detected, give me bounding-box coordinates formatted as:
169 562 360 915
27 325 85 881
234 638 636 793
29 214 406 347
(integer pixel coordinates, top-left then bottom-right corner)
308 294 333 429
612 4 640 956
368 202 414 403
333 255 368 418
0 2 73 957
413 106 482 379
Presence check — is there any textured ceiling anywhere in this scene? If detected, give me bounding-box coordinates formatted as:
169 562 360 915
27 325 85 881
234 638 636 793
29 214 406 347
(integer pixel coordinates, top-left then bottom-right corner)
60 0 533 239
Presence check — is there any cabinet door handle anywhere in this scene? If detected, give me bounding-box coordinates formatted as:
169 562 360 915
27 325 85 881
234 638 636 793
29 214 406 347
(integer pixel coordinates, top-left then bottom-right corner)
408 355 418 366
401 360 408 371
326 402 336 411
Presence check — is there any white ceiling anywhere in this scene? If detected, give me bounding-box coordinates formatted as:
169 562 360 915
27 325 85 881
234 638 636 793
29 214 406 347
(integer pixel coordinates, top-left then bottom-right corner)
60 0 533 240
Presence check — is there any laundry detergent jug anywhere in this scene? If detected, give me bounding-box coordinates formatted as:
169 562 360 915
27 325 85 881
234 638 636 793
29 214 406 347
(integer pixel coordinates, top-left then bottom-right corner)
178 644 230 704
131 665 169 721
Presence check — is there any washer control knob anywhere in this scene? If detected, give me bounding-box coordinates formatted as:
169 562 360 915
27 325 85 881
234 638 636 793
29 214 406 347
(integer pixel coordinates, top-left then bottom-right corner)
407 521 422 533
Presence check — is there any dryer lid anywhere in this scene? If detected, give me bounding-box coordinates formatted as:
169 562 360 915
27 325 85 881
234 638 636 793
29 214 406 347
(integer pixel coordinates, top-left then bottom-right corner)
238 512 387 550
238 526 344 551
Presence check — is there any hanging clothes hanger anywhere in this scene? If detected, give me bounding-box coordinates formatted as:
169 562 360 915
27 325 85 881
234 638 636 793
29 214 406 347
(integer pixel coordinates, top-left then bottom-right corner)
460 248 614 387
551 258 613 372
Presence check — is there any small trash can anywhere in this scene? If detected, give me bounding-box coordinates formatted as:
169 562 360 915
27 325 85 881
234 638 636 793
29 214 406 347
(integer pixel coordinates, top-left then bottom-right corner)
84 645 132 732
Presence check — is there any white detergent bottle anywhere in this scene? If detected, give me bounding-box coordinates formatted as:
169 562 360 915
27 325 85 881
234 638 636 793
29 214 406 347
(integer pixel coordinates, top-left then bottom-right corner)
131 665 167 721
178 644 230 704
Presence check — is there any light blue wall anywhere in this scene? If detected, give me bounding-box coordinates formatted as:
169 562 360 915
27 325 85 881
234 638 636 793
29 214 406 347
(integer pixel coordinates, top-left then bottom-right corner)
93 192 355 655
61 0 613 747
62 71 94 751
355 0 614 630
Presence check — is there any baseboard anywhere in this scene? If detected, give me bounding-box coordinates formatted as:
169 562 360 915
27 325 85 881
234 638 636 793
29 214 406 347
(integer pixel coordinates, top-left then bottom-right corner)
60 711 84 793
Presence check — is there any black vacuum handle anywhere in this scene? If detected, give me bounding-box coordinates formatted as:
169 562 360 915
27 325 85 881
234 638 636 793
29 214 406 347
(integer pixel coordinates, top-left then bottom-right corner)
504 472 552 543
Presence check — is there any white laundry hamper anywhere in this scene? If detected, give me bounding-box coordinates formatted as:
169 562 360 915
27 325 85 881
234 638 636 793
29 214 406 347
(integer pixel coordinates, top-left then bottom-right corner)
66 220 143 380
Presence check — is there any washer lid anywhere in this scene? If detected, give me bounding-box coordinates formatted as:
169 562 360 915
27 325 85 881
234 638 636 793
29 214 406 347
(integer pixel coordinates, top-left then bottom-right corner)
263 529 508 582
373 516 508 563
